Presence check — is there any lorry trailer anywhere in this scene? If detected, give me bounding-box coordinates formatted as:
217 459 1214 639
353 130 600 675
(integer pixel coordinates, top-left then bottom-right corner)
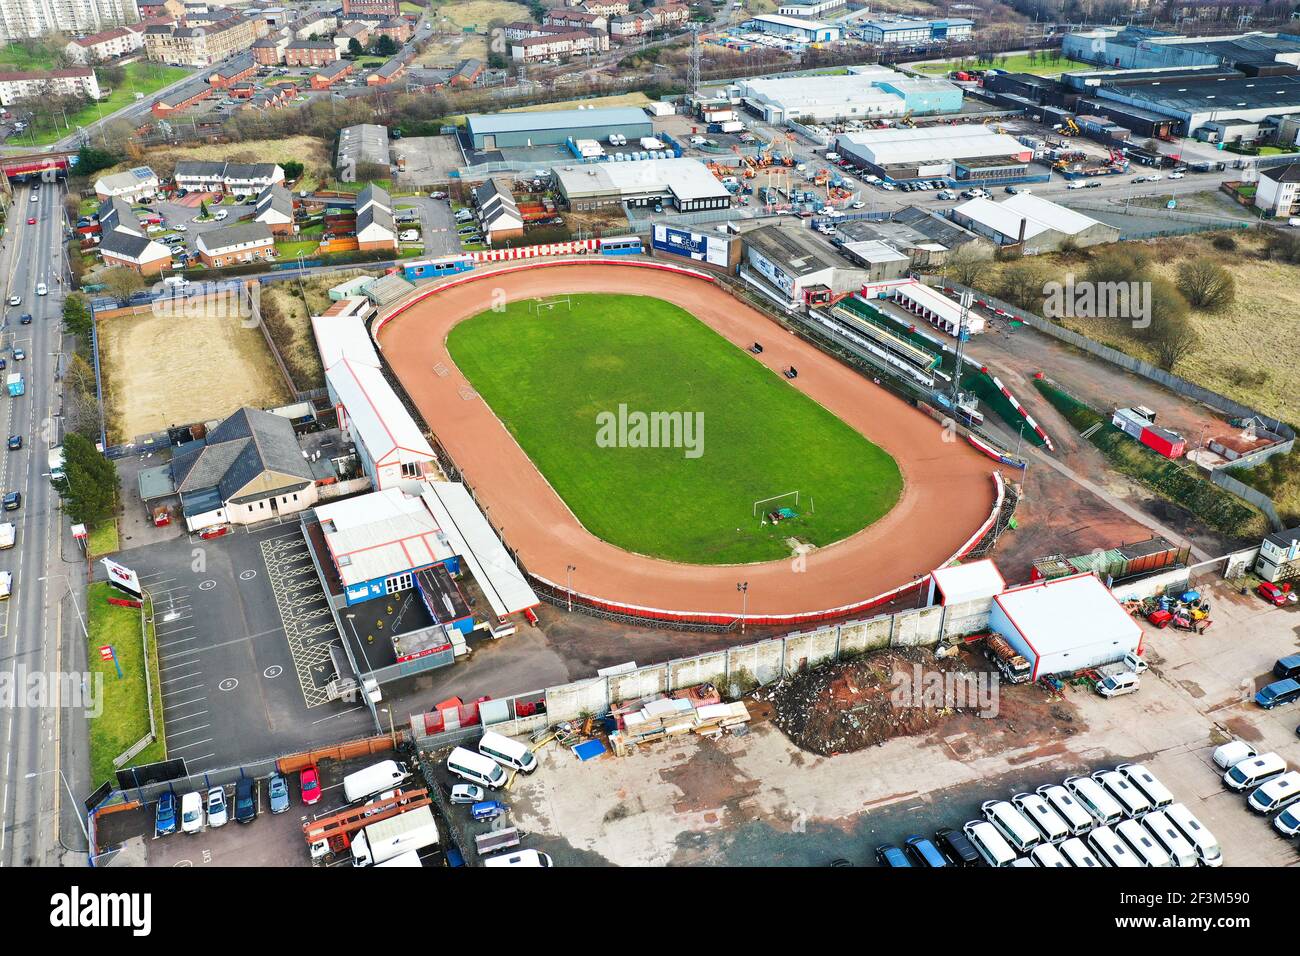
351 805 438 866
983 634 1031 684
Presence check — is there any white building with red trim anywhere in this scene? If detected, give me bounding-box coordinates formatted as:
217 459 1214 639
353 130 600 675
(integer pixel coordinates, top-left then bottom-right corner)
313 305 438 491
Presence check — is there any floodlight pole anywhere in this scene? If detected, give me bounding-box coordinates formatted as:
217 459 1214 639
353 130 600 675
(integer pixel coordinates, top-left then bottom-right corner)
566 564 576 612
737 581 748 632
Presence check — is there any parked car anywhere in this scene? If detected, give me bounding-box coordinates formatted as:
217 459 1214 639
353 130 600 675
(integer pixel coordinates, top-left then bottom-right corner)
933 826 980 866
180 791 204 833
1274 804 1300 838
1257 581 1291 606
903 834 948 867
3 492 21 511
213 210 228 221
234 777 257 823
1067 181 1085 190
1168 171 1185 179
1256 678 1300 709
206 786 228 827
299 764 322 805
450 784 485 804
7 295 19 306
268 773 290 814
13 348 24 361
875 843 912 867
7 435 20 450
399 230 419 242
1084 180 1102 188
1213 740 1258 770
1276 655 1300 680
155 792 178 836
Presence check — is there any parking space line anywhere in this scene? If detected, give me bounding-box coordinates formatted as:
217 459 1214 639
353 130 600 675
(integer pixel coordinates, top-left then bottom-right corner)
167 710 209 722
166 724 211 738
169 738 214 752
160 682 205 695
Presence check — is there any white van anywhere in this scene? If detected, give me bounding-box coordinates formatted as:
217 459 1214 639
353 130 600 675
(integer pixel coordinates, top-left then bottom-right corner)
478 731 538 774
1037 784 1095 836
1116 818 1173 867
1087 825 1143 867
1247 770 1300 815
1223 752 1287 792
1096 671 1140 698
1059 837 1103 868
1117 763 1174 809
1165 803 1222 867
962 820 1018 867
981 800 1042 852
1064 775 1124 826
1028 843 1069 867
0 571 10 600
342 759 411 804
446 746 507 789
1093 769 1152 819
1140 810 1198 867
1212 739 1257 770
484 848 553 867
1012 792 1071 843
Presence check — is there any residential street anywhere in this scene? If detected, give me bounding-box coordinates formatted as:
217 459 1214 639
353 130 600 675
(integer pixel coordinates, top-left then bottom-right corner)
0 179 88 867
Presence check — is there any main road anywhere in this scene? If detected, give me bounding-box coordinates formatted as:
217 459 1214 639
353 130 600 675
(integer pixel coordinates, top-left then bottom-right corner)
0 178 89 867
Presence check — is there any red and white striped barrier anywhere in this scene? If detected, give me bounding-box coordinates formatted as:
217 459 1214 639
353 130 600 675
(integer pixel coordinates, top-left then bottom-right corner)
470 239 599 263
990 374 1055 452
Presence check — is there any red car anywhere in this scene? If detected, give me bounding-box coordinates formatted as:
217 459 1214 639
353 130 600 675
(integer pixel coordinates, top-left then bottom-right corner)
299 764 321 805
1257 581 1292 607
26 217 35 225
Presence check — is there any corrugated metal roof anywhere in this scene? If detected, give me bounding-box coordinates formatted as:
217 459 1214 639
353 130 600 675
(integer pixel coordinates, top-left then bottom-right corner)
466 106 650 136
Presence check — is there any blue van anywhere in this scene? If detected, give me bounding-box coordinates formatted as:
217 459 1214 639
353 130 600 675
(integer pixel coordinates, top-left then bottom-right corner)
875 843 912 867
1256 678 1300 709
904 834 948 867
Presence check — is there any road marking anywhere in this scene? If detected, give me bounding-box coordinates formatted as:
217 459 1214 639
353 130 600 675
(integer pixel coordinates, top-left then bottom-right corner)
166 710 209 723
169 738 214 752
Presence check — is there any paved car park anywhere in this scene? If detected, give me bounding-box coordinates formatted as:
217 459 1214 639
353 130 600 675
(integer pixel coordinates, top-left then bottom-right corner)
492 579 1300 866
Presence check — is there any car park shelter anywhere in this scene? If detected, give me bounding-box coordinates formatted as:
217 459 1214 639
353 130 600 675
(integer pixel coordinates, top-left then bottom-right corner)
858 278 985 337
989 573 1142 680
465 106 652 149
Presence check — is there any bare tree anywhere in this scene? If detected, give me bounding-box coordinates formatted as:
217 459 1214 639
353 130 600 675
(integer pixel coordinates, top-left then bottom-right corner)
943 243 994 288
1176 257 1235 312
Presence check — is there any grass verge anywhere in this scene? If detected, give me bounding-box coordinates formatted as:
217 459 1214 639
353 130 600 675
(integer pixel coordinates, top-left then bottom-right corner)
86 583 165 786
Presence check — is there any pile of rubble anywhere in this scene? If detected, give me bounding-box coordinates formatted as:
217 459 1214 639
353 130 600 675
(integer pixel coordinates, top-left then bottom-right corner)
756 647 982 756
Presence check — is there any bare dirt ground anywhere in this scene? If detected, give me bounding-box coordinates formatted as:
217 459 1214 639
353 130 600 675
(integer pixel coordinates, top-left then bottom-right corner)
760 647 1046 756
98 303 292 443
377 261 1006 619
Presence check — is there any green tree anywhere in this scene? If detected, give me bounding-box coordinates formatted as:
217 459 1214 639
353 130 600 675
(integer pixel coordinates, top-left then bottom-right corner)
372 35 399 56
74 144 120 177
63 293 92 340
61 433 118 524
282 160 304 181
348 37 364 57
200 199 210 219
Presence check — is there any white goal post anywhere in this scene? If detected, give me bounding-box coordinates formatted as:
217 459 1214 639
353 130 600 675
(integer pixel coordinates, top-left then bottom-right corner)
530 296 573 313
752 491 800 518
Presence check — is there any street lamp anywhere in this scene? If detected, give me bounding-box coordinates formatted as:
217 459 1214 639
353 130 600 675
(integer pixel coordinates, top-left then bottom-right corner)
736 581 748 632
26 768 90 847
566 564 576 612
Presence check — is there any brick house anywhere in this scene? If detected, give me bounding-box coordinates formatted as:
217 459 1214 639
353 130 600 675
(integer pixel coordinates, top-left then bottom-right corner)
196 222 276 267
284 39 338 67
311 59 355 90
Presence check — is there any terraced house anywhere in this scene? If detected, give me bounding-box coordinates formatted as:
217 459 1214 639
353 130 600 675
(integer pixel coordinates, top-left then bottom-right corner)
144 13 259 66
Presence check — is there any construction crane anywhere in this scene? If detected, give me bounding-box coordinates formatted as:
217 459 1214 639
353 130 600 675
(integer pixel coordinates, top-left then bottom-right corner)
302 786 432 863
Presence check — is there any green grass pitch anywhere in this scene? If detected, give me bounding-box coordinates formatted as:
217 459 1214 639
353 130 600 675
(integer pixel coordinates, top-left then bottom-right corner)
447 293 902 564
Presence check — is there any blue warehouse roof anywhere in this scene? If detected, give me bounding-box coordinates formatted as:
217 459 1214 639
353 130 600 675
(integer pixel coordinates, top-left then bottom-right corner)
465 106 651 135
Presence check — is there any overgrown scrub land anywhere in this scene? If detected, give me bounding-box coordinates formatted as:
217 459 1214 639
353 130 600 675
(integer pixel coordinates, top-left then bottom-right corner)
109 136 331 184
959 231 1300 426
260 271 379 391
1034 379 1267 540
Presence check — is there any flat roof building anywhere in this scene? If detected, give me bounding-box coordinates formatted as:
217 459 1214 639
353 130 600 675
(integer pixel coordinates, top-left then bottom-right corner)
743 14 842 44
734 70 962 123
555 157 733 212
857 16 973 45
836 126 1032 184
741 223 872 309
950 193 1120 254
1090 73 1300 137
465 106 652 149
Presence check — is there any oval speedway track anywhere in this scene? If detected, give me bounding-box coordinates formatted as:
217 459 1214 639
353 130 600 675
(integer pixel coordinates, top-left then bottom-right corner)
376 261 1003 623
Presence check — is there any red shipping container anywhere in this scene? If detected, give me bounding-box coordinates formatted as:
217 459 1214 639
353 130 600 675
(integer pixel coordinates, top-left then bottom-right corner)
1139 426 1185 459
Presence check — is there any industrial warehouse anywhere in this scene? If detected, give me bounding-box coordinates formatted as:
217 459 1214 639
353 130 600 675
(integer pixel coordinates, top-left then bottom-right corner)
834 126 1035 185
734 68 962 123
463 106 653 151
554 157 734 211
949 193 1120 253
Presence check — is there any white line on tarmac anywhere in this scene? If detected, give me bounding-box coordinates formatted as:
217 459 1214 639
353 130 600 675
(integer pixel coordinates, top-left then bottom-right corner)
166 710 209 723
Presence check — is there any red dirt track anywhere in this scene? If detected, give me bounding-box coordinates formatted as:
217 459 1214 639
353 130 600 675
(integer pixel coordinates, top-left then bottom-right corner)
377 261 1004 621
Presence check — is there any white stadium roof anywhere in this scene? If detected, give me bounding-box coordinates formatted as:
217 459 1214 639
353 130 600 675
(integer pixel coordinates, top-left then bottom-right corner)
317 487 455 587
311 312 379 371
994 573 1141 658
326 358 435 468
555 157 732 203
